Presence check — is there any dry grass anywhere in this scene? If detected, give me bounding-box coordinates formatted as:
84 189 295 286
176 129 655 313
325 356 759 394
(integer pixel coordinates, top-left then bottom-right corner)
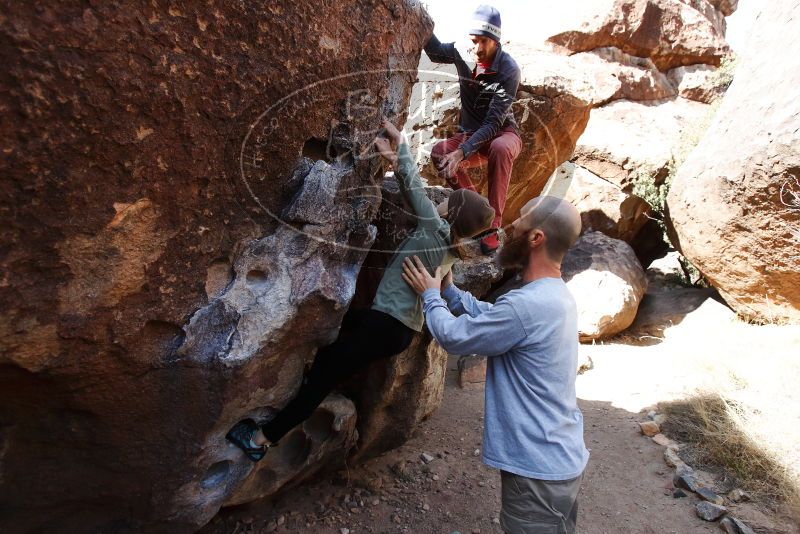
659 393 800 519
577 296 800 526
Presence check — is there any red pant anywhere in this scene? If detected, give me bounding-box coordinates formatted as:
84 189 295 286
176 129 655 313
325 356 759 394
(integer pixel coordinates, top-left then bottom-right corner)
431 126 522 229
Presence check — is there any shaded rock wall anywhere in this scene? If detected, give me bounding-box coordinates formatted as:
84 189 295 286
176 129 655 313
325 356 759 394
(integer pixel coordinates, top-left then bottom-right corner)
0 1 432 531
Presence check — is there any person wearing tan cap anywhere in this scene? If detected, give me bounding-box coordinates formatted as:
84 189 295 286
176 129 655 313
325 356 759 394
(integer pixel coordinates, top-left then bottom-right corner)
225 120 495 461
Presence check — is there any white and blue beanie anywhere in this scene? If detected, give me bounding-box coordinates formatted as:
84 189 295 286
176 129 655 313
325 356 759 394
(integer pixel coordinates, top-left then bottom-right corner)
468 5 501 42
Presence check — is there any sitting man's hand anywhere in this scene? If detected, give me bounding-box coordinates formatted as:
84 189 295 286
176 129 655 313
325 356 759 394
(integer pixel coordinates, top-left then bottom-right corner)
437 148 464 181
402 255 443 295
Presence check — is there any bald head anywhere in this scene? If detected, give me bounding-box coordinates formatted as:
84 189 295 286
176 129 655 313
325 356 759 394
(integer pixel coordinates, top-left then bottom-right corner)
517 196 581 262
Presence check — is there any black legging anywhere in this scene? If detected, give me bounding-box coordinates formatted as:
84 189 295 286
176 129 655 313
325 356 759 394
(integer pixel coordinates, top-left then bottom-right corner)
261 308 414 443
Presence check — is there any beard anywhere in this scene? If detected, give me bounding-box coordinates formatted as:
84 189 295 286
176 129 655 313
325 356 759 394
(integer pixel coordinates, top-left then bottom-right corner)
497 230 530 270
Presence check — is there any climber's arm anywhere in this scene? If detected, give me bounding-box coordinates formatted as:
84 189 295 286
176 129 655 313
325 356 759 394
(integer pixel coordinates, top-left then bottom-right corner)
394 143 445 230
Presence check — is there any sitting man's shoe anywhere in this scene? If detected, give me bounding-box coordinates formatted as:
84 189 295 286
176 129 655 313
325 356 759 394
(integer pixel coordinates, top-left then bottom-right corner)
480 231 500 256
226 419 268 462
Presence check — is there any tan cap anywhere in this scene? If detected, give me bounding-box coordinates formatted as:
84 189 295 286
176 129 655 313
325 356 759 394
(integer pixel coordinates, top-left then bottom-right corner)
447 189 495 238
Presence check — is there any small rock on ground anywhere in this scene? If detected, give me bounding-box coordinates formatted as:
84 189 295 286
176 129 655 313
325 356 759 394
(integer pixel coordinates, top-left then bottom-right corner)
695 501 726 521
696 486 724 505
728 488 750 502
719 515 756 534
639 421 660 437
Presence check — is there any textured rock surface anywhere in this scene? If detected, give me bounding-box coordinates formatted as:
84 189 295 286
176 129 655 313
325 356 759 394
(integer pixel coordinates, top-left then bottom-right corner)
350 337 449 461
0 1 432 531
707 0 738 16
350 177 503 462
694 501 728 521
573 97 709 190
562 232 648 340
224 395 358 506
452 254 504 297
457 355 488 390
561 162 653 243
666 0 800 323
719 515 756 534
667 63 728 103
547 0 731 71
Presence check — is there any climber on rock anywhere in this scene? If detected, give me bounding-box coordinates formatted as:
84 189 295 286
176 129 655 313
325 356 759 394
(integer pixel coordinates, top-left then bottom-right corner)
425 4 523 255
225 119 496 462
402 196 589 534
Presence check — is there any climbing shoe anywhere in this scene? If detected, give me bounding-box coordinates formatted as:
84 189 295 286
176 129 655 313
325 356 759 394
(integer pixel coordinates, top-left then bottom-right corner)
480 231 500 256
225 418 268 462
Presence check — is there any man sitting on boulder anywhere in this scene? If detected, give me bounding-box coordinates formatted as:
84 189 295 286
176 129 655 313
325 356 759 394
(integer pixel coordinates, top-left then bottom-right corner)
426 4 523 255
224 120 496 461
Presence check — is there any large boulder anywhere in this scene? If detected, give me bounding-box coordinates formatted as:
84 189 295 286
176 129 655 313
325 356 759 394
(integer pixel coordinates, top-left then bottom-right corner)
350 336 449 461
223 395 358 506
562 232 648 340
666 0 800 323
547 0 731 71
0 1 433 532
571 47 677 103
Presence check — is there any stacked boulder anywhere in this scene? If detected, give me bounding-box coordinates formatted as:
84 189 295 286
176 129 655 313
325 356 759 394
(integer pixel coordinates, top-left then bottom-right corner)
548 0 737 251
544 0 741 338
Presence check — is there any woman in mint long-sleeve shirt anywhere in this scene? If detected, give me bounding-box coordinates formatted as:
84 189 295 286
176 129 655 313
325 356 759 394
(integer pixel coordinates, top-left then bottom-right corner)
225 121 496 461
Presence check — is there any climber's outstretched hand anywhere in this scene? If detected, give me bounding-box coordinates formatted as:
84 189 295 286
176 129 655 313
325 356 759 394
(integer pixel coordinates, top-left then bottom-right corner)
373 135 397 164
380 119 406 146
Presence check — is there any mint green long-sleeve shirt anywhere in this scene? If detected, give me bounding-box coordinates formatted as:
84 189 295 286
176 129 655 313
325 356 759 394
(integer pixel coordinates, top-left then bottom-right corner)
371 143 457 332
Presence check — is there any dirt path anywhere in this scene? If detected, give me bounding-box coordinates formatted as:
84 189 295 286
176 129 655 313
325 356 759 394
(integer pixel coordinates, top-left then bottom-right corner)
202 356 722 534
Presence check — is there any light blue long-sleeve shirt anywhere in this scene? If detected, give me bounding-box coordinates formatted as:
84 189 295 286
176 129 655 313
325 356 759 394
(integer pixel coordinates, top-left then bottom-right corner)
421 278 589 480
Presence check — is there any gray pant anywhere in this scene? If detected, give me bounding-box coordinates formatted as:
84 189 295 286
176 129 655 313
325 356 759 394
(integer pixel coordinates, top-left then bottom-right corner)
500 470 583 534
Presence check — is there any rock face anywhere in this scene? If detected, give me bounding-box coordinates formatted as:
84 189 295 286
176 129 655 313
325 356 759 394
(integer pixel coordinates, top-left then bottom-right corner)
350 337 449 461
667 63 728 103
572 47 677 103
562 232 648 340
666 0 800 323
547 0 731 70
224 395 358 506
0 2 433 532
457 355 488 389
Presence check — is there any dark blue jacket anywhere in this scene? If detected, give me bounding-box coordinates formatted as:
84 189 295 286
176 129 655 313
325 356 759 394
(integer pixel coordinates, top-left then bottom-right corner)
424 34 521 159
